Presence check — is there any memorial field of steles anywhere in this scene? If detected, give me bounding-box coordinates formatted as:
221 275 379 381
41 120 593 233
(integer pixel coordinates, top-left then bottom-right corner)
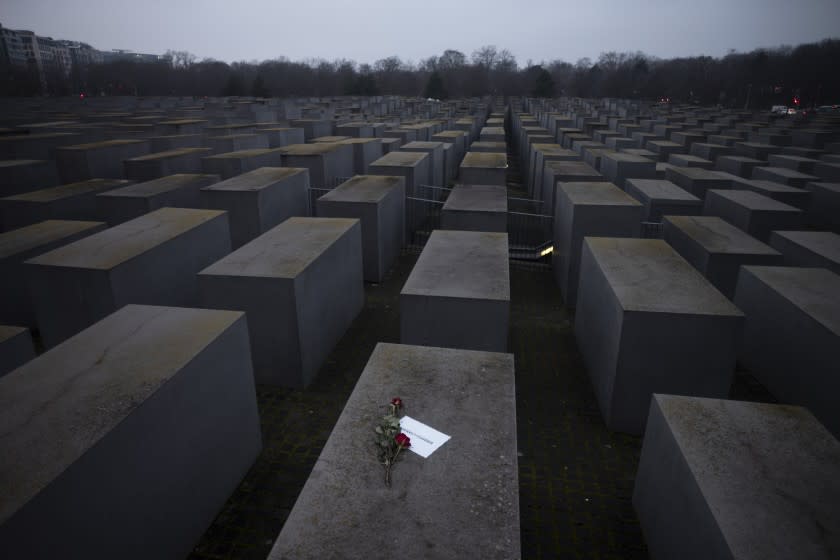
1 4 840 556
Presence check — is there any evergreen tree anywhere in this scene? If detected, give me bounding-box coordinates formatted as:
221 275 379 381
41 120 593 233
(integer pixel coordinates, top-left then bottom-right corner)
423 71 447 99
532 67 555 98
251 74 269 97
222 73 245 96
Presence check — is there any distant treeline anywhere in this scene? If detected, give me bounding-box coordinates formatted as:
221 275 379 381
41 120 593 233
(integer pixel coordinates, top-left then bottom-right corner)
2 40 839 108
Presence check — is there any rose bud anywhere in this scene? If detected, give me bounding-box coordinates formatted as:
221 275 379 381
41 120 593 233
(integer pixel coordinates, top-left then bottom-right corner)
391 397 403 408
395 433 411 448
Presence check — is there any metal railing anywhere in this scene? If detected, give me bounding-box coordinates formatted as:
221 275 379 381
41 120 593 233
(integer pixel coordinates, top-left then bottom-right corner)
405 196 443 251
507 211 554 266
640 221 665 239
413 183 451 201
307 176 353 216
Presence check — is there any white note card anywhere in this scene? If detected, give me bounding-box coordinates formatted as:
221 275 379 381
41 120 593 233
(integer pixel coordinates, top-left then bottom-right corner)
399 416 451 458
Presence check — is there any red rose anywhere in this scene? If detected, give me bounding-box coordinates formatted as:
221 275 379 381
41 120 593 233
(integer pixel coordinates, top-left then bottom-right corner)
391 397 403 408
395 433 411 448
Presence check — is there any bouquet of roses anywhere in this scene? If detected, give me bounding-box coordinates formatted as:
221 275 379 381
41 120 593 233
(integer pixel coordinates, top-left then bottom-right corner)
374 397 411 486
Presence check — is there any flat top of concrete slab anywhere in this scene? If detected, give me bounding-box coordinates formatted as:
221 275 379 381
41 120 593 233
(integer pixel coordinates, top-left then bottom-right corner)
560 182 643 207
741 266 840 335
653 394 840 560
126 147 212 161
533 143 574 155
59 139 148 151
26 207 225 270
470 141 507 149
312 136 351 143
207 133 264 141
771 231 840 263
370 151 429 168
545 160 601 177
708 189 802 212
584 237 743 316
98 173 220 198
432 130 466 138
443 184 508 213
0 132 79 142
668 167 730 180
401 141 443 150
203 148 281 159
736 141 776 148
401 230 509 301
0 159 49 168
0 324 27 343
754 167 819 180
200 216 358 279
647 140 682 148
206 123 255 130
318 175 404 203
665 215 780 255
0 220 104 260
625 179 700 202
0 304 245 526
2 178 132 203
281 143 348 155
461 152 508 169
201 167 307 192
267 342 519 560
156 119 208 125
770 155 819 163
740 179 808 194
338 138 381 145
481 126 505 133
719 155 764 163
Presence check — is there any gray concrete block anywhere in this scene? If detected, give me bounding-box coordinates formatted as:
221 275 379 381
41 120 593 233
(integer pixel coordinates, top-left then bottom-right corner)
316 175 404 282
734 266 840 436
401 230 509 352
600 152 657 189
540 160 603 216
340 138 383 175
0 178 131 231
664 215 783 298
734 179 811 209
206 134 268 154
267 342 519 560
26 208 231 347
0 304 262 559
199 217 363 387
123 147 213 181
634 394 840 560
665 167 731 199
0 220 107 328
0 325 34 377
805 182 840 232
751 166 819 188
625 179 702 222
201 148 284 180
258 127 305 148
769 231 840 275
279 143 353 187
201 167 309 249
401 141 444 187
574 238 742 434
97 173 220 225
716 155 764 178
56 139 150 183
368 151 430 196
703 189 803 242
554 183 643 308
0 159 60 197
441 184 507 233
459 152 507 186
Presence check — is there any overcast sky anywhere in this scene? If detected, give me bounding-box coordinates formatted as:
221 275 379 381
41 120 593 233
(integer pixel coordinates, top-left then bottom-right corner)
3 0 839 66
